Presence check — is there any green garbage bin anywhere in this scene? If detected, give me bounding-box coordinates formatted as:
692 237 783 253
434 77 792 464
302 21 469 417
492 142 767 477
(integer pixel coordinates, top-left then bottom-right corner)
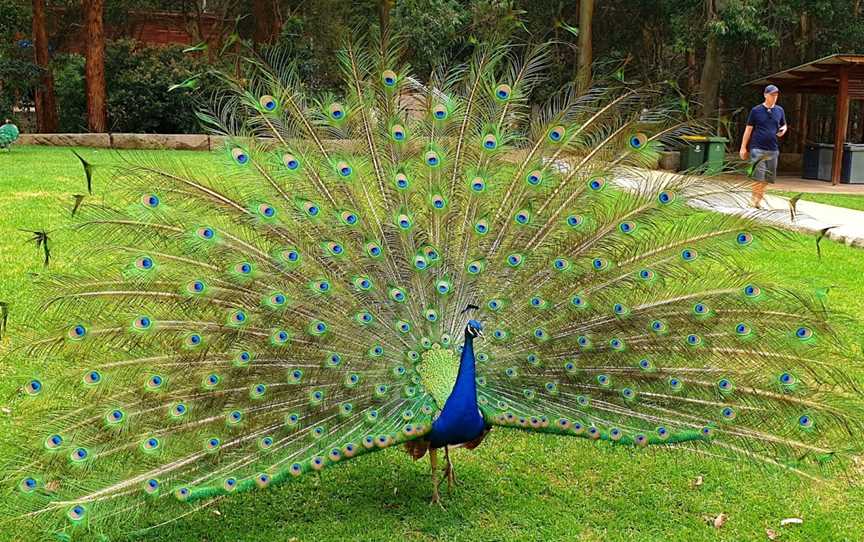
704 136 729 174
678 136 708 171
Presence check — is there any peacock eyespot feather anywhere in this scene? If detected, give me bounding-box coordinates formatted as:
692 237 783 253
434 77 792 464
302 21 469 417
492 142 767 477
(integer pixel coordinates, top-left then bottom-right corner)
282 153 300 170
257 203 276 219
548 125 566 142
227 410 242 424
365 242 383 258
681 248 698 261
424 150 440 167
231 147 249 165
69 324 87 340
635 434 648 447
597 374 610 386
588 178 605 191
236 351 252 366
638 358 653 370
526 170 542 186
798 414 813 428
658 191 674 204
629 132 648 149
382 70 398 87
482 133 498 150
135 255 155 271
391 124 407 142
145 478 160 494
259 94 277 111
185 333 203 348
592 258 609 271
20 477 38 493
796 326 813 340
205 437 221 451
256 473 271 487
290 463 303 476
45 434 64 450
70 447 89 462
494 83 511 101
394 172 410 190
170 402 188 418
288 369 304 384
141 193 160 208
83 370 102 385
335 160 352 178
250 384 267 399
743 284 761 298
105 408 125 425
736 232 753 246
432 103 449 120
24 379 42 396
566 214 583 228
619 221 636 234
196 226 216 240
656 426 669 440
474 219 489 234
721 407 736 420
328 102 345 121
340 210 359 226
638 268 655 280
67 504 86 522
669 377 683 391
223 478 237 491
514 209 530 225
430 194 447 210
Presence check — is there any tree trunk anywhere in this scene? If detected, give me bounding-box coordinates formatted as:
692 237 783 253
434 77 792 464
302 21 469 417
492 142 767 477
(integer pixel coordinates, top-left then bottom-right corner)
576 0 594 90
253 0 280 45
698 0 721 119
84 0 107 132
32 0 58 133
379 0 392 35
687 49 698 95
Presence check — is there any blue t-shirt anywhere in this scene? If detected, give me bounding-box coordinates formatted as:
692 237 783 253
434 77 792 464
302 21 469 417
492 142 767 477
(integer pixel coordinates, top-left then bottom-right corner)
746 104 785 151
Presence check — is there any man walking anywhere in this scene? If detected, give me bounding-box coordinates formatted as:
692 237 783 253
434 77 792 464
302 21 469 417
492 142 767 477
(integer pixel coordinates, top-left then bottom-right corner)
739 85 787 208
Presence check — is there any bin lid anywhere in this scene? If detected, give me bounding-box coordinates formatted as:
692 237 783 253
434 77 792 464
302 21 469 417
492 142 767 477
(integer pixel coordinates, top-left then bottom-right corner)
681 135 708 142
706 136 729 143
843 143 864 150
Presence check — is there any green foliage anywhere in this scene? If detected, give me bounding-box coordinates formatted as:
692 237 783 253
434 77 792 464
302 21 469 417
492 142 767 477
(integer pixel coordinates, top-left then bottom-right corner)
392 0 469 76
104 40 216 133
52 54 86 132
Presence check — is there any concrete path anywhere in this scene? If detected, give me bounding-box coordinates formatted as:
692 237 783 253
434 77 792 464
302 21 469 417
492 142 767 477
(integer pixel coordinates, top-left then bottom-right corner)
616 173 864 248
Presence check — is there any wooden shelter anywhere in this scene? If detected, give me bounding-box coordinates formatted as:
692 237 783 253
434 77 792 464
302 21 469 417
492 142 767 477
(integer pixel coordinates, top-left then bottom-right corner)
747 54 864 185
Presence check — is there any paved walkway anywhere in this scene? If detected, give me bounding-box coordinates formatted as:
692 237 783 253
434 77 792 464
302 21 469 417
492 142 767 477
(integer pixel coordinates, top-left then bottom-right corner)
617 172 864 248
714 174 864 194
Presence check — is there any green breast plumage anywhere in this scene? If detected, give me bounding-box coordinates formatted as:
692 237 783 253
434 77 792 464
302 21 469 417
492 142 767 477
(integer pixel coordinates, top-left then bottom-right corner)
415 344 459 410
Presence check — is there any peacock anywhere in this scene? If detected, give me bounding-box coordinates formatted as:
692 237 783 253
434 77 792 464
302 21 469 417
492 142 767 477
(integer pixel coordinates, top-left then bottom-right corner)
3 38 863 539
0 119 19 151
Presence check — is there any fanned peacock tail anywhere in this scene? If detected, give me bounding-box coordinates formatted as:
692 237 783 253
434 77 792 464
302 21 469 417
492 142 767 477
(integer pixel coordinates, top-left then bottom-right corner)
3 36 863 538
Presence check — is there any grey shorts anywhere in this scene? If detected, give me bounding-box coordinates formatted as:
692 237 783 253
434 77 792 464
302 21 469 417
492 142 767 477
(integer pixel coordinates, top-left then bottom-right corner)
750 148 779 182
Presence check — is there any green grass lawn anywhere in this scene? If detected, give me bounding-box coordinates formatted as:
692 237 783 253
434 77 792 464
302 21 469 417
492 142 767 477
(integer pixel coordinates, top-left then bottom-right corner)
771 190 864 212
2 146 864 542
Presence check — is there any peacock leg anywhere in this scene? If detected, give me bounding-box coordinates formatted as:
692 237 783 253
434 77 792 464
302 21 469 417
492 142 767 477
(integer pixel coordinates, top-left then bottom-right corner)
429 448 442 506
443 446 457 491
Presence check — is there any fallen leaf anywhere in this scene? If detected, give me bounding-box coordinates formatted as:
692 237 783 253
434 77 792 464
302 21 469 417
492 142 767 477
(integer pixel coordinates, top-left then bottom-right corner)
692 475 704 488
0 407 10 415
766 528 780 540
713 513 728 529
780 518 803 526
212 509 221 516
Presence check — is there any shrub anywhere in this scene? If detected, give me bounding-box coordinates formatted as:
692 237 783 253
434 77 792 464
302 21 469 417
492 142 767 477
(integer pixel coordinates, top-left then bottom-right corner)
50 40 219 133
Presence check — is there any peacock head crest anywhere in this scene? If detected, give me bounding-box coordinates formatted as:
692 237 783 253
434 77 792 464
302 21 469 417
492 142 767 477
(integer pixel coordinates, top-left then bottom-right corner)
466 319 484 339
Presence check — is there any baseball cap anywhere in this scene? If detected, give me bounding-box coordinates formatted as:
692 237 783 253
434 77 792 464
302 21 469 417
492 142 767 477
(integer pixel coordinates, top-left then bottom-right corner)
764 84 780 95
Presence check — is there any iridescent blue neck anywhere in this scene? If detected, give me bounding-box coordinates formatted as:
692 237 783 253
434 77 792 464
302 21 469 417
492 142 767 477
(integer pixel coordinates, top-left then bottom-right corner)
428 332 486 448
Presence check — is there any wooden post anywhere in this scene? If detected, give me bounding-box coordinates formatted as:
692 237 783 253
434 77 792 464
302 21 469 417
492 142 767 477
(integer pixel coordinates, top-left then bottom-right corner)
831 66 850 186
